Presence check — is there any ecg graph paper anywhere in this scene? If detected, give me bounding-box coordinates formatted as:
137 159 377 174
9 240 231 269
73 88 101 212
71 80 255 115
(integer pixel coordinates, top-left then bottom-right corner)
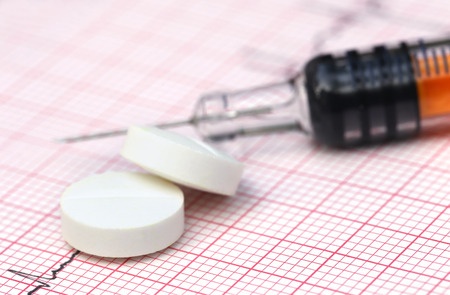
2 0 450 294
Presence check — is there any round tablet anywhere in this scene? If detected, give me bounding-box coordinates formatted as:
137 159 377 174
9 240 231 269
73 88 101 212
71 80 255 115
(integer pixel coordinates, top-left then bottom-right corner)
60 172 184 258
121 126 244 196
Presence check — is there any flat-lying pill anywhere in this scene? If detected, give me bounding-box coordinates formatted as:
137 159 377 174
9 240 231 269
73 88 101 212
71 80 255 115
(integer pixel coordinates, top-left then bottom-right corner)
60 172 184 258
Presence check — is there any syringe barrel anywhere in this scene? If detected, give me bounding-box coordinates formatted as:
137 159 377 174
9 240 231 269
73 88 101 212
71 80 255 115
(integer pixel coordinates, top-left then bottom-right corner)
193 38 450 147
304 38 450 147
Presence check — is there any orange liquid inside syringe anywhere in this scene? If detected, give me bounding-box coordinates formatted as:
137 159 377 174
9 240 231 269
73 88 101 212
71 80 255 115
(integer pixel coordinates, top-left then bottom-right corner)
416 54 450 118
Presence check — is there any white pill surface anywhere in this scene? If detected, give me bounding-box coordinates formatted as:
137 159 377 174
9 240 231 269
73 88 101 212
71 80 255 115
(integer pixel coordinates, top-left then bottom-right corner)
121 126 244 196
60 172 184 258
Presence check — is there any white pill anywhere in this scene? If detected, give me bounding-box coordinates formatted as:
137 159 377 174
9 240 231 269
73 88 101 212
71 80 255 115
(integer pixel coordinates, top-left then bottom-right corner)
121 126 244 196
60 172 184 258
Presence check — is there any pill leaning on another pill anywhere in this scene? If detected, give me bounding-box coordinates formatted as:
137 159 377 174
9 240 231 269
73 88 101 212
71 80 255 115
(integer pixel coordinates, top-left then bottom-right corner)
60 172 184 258
121 126 244 196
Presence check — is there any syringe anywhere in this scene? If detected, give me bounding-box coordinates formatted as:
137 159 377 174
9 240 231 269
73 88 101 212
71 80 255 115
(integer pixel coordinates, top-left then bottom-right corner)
58 37 450 148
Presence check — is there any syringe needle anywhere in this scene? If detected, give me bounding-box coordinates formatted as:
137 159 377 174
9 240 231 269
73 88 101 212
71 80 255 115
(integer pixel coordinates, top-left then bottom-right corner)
55 129 129 143
55 118 194 144
155 118 194 129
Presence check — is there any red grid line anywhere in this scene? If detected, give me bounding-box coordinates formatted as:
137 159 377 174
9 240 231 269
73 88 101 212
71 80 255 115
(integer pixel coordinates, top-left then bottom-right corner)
154 145 321 294
224 146 381 293
244 158 450 208
178 215 450 282
296 139 450 292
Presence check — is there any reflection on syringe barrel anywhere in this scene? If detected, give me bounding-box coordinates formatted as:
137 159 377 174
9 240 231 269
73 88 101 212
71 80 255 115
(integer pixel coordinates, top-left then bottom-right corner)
304 39 450 147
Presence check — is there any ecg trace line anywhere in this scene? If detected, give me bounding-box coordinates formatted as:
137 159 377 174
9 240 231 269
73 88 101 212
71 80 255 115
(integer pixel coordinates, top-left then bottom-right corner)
7 250 81 294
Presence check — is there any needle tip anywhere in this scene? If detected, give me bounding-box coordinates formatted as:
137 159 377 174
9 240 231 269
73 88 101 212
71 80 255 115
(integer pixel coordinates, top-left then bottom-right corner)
53 137 78 144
